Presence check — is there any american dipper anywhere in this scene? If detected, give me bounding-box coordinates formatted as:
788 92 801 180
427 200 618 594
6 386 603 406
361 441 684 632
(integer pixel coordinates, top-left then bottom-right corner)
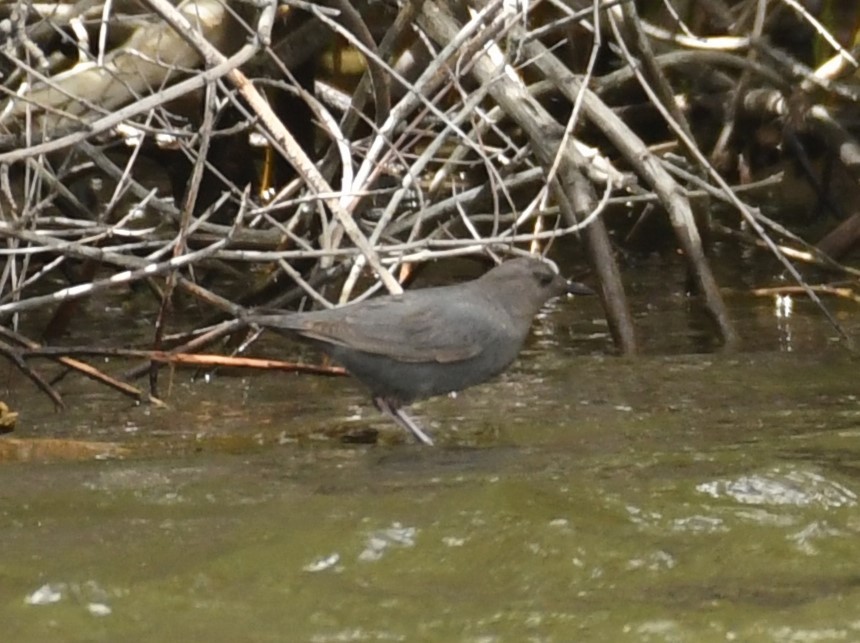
245 257 593 445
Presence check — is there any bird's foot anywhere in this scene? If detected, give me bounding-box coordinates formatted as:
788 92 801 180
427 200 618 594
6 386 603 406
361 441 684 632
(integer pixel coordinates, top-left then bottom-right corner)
374 397 435 446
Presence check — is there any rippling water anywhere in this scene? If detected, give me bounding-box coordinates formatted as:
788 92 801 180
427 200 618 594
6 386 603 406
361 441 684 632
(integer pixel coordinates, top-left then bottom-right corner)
2 261 860 641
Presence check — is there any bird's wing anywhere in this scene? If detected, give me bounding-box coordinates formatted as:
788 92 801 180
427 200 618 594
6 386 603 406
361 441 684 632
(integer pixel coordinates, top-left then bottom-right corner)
295 294 498 363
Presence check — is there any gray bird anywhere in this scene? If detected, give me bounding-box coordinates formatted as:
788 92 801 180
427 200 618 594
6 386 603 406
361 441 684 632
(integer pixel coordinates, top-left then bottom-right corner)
245 256 593 445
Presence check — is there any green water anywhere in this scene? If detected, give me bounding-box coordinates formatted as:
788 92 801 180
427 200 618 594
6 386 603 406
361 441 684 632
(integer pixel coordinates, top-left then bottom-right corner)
2 279 860 641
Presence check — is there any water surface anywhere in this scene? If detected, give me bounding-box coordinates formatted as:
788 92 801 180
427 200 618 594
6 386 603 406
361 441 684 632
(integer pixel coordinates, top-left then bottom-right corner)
2 262 859 642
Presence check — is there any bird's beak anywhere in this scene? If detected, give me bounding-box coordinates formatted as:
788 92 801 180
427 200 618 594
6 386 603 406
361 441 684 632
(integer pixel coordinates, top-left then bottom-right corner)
567 281 595 296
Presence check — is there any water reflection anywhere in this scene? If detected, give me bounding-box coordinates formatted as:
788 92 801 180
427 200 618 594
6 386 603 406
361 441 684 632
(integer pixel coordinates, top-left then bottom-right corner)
2 269 860 640
698 467 858 509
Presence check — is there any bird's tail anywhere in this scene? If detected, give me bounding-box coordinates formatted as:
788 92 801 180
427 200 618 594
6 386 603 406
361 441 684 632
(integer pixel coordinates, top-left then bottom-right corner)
241 312 303 332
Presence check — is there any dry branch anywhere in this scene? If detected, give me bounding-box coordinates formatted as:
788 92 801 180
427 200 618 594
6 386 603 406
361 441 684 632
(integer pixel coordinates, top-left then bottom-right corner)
1 0 858 407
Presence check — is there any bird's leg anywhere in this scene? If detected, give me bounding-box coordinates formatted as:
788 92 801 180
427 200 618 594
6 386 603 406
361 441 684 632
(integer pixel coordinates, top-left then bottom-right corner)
373 397 435 446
